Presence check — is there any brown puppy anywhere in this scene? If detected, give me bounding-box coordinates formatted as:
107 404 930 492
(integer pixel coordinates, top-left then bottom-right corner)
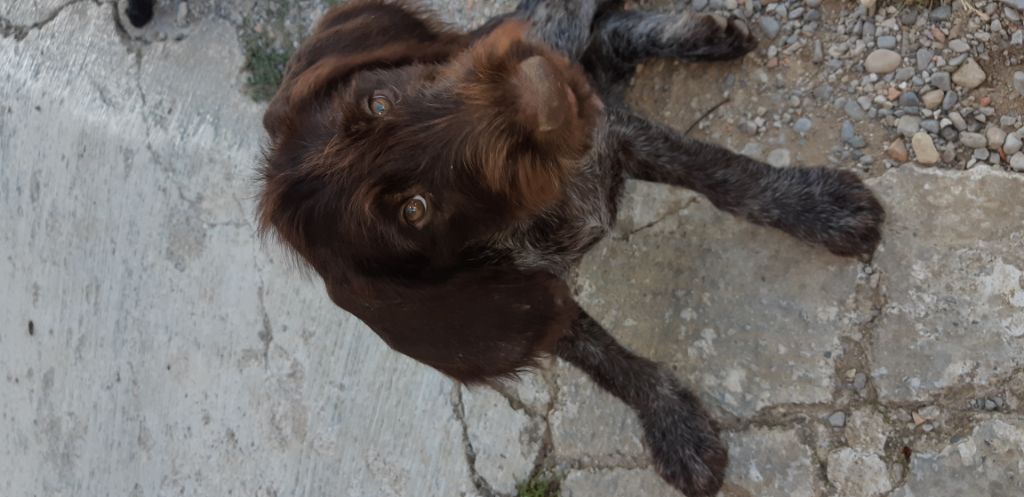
258 1 884 495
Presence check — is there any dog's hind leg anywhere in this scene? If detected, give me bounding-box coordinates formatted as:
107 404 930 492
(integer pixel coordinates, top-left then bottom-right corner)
582 9 756 98
506 0 622 61
607 108 885 258
592 9 757 64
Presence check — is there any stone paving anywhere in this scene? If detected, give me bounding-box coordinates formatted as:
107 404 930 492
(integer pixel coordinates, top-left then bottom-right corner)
1 1 1022 497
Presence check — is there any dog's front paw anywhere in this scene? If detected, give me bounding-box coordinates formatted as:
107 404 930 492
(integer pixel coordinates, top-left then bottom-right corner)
667 14 758 61
800 168 885 258
640 383 728 497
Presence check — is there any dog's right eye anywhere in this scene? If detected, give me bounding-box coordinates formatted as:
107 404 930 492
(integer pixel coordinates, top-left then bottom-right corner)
368 95 393 116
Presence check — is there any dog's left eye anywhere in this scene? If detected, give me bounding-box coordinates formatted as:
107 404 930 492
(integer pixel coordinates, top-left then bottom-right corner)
369 95 392 116
402 195 428 226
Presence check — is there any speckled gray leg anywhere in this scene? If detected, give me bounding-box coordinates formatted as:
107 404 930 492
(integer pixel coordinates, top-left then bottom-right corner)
509 0 613 61
607 108 885 258
582 9 757 98
557 309 727 497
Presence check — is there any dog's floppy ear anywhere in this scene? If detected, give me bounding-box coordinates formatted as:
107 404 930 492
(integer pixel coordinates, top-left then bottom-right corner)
263 0 466 141
326 267 576 382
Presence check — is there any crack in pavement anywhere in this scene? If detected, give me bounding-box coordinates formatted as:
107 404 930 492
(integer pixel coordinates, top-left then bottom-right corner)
0 0 97 40
451 386 498 497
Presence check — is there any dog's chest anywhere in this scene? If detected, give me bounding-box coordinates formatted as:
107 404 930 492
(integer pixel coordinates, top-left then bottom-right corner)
494 144 624 277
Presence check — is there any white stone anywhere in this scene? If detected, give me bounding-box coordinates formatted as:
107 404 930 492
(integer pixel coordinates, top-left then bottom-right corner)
767 148 792 168
864 49 902 74
846 409 891 453
1005 133 1023 155
1011 152 1024 172
986 126 1007 150
912 132 940 165
827 448 893 497
953 58 987 90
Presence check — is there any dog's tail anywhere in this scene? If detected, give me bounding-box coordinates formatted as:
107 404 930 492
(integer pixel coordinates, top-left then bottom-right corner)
556 310 728 496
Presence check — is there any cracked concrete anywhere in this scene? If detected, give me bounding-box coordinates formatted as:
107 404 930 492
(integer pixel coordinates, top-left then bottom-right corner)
2 1 1023 497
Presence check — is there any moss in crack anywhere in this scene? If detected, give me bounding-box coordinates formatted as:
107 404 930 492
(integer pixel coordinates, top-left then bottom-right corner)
516 472 561 497
240 28 291 102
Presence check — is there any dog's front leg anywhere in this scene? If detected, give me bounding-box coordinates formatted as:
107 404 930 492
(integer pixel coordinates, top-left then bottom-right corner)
608 108 884 258
557 309 727 497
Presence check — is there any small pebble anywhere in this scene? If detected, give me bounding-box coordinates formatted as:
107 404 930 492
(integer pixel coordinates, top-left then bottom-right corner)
949 112 968 130
877 35 897 49
922 90 944 110
941 90 959 111
865 49 902 74
841 120 856 142
1011 152 1024 172
828 411 847 428
987 127 1007 150
853 372 868 390
929 71 951 91
844 100 866 120
897 115 922 137
948 39 971 53
898 92 921 108
1004 133 1023 155
961 132 987 148
900 9 918 26
894 67 916 82
813 84 833 101
912 132 940 164
794 117 813 135
767 148 792 168
919 405 941 420
953 58 987 90
1013 71 1024 98
1002 0 1024 13
929 5 952 20
915 48 933 71
759 15 781 39
887 138 909 162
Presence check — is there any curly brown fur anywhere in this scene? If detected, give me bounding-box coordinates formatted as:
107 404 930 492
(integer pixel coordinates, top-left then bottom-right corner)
257 1 885 496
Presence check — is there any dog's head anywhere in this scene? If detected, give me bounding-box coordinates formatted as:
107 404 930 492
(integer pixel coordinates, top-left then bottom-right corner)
258 1 599 381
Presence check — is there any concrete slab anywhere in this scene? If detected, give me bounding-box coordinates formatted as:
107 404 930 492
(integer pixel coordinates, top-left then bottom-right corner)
0 3 478 496
4 1 1024 497
869 166 1024 401
576 181 871 417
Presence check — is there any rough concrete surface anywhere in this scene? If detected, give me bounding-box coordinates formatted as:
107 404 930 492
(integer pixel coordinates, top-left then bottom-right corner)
2 1 1023 497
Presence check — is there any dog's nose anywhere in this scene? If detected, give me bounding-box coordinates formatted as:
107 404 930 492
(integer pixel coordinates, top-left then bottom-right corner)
514 55 576 134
